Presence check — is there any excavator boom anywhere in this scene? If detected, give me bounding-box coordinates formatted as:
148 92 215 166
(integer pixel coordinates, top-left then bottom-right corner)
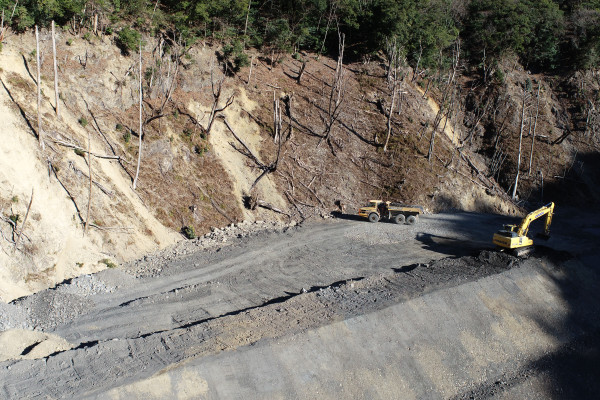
516 202 554 237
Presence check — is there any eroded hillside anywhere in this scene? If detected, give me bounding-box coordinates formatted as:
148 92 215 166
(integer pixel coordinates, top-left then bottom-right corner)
0 29 597 301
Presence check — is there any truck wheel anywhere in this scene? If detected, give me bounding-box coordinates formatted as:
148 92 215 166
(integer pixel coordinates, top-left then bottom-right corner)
394 214 406 224
368 213 380 223
406 215 417 225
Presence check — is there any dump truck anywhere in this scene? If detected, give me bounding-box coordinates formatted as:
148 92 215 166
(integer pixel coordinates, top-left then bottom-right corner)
358 200 424 224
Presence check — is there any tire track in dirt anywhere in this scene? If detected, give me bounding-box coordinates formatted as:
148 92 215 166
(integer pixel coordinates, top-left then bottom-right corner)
1 251 520 399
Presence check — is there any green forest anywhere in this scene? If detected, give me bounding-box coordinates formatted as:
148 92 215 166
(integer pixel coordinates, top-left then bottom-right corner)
1 0 599 71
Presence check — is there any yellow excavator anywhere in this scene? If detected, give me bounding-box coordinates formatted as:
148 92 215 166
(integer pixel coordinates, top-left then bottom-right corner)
493 202 554 256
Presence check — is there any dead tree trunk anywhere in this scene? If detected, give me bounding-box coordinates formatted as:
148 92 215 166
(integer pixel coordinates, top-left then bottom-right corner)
224 118 281 191
84 130 92 234
52 21 60 120
296 61 306 84
427 40 460 162
319 32 346 150
528 85 540 175
384 38 402 152
243 0 251 38
247 55 254 85
36 26 44 150
273 92 282 143
412 39 422 82
384 83 397 153
512 86 527 200
0 9 5 42
133 41 143 190
205 62 234 136
14 188 33 253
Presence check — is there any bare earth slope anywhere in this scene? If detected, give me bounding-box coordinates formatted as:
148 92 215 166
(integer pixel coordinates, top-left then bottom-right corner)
1 208 599 399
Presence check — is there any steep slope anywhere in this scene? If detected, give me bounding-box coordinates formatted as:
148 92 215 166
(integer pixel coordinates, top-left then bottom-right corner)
0 35 179 301
4 28 594 301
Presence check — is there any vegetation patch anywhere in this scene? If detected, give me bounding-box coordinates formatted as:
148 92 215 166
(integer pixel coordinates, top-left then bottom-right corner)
100 259 117 269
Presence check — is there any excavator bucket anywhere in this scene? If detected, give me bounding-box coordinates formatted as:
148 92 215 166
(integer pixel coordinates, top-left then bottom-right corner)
536 232 551 241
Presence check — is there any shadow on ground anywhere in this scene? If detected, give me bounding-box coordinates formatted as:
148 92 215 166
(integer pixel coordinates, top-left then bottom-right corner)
415 232 489 258
330 211 364 221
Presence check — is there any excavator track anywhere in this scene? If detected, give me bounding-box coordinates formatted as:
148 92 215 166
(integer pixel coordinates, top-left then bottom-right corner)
512 246 534 258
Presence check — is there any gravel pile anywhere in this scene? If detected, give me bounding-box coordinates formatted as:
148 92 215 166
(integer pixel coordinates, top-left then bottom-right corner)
55 274 115 296
13 291 95 331
0 302 30 331
126 219 299 278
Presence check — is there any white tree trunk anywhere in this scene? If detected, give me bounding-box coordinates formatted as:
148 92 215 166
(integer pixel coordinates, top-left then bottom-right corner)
528 85 541 175
512 87 527 200
133 41 143 190
36 25 44 150
52 21 61 120
85 130 92 235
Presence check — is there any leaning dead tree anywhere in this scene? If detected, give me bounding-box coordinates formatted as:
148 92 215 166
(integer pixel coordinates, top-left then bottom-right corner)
14 189 34 253
84 130 92 235
223 115 282 191
132 40 143 190
222 91 286 192
318 32 346 153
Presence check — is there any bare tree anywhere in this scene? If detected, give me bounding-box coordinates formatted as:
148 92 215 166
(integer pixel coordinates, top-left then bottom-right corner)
84 130 92 235
412 39 423 82
318 32 346 152
528 84 541 175
383 37 404 152
133 40 143 190
243 0 251 38
318 1 337 58
296 61 306 84
35 25 44 150
247 54 254 85
512 82 530 200
427 40 460 162
14 189 33 253
273 92 282 143
0 9 5 42
52 21 60 119
223 118 282 191
204 61 234 136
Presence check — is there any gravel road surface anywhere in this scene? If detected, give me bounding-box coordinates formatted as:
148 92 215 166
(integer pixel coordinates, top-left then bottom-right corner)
1 209 599 399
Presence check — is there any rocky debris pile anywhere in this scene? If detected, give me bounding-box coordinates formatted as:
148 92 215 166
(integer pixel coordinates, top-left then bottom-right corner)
0 302 29 332
13 291 95 331
0 275 116 333
125 219 299 278
55 274 115 297
196 220 298 248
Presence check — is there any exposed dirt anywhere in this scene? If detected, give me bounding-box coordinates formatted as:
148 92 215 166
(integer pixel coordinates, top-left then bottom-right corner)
0 209 598 398
0 29 530 300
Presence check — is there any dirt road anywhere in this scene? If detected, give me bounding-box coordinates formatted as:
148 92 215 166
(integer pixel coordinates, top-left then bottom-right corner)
1 210 599 399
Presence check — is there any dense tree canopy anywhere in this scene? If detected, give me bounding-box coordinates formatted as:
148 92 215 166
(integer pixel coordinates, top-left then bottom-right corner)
0 0 599 71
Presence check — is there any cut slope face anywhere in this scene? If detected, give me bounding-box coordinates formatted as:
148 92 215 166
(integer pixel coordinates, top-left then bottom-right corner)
0 29 534 300
0 37 178 302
